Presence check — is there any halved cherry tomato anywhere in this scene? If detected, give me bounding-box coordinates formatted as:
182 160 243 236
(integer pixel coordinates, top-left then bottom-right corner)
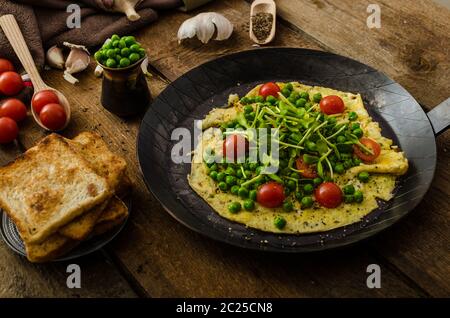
0 71 23 96
223 134 248 162
353 137 381 162
39 103 66 131
0 98 27 122
0 117 19 144
259 82 281 98
257 181 285 208
315 182 343 208
296 157 318 178
32 90 59 115
319 95 345 114
0 58 14 74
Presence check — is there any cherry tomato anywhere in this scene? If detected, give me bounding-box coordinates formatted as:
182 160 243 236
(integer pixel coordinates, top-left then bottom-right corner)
353 137 381 162
223 134 248 162
0 99 27 122
31 90 59 114
259 82 281 98
0 117 19 144
0 71 23 96
0 58 14 74
256 181 285 208
319 95 345 115
315 182 343 208
295 157 318 178
39 103 66 131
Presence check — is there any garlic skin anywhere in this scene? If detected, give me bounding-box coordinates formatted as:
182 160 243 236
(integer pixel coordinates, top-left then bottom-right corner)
177 12 233 44
46 45 65 69
63 42 90 84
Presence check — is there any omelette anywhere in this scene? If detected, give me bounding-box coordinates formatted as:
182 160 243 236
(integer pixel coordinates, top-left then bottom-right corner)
188 82 408 234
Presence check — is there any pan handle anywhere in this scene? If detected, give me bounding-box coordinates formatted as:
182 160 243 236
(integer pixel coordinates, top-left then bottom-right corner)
427 97 450 136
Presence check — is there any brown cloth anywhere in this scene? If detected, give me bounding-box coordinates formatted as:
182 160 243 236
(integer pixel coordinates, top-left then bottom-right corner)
0 0 208 70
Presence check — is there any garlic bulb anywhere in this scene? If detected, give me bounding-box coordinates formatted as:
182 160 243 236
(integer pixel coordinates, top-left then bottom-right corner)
63 42 90 84
177 12 233 44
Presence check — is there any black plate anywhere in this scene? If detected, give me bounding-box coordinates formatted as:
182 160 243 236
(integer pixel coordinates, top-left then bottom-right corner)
137 48 436 252
0 197 131 261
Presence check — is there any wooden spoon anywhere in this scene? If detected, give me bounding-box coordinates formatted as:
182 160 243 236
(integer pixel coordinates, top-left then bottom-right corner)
249 0 276 45
0 14 71 131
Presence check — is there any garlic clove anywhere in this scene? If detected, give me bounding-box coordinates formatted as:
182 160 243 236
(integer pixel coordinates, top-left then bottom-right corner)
63 71 79 84
196 13 216 44
177 12 233 44
63 42 90 84
177 16 198 43
94 64 104 77
46 45 65 69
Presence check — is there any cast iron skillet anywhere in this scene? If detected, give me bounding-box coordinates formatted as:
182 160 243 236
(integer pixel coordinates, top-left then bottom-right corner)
137 48 449 252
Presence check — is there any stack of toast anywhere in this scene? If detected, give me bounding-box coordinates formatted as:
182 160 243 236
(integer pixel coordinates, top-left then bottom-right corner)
0 132 130 262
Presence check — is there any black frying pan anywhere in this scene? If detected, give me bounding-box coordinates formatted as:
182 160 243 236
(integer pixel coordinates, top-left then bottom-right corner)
137 48 449 252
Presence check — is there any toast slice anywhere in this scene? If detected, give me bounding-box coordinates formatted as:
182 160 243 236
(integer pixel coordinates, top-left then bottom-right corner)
57 132 127 239
24 234 79 263
0 134 110 244
93 196 128 236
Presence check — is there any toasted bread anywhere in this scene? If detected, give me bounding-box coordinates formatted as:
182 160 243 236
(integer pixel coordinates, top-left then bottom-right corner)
24 233 79 263
93 197 128 236
0 134 110 244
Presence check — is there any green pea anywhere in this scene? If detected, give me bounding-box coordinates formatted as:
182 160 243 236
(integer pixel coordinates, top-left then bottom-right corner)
336 135 346 143
281 88 290 97
351 123 360 130
282 200 293 212
112 40 120 48
247 96 256 104
285 83 293 90
290 172 300 179
358 171 370 183
217 172 226 182
219 182 228 191
287 180 296 190
240 97 250 105
138 48 146 57
305 101 313 109
249 162 258 171
354 190 364 203
124 36 136 46
313 93 322 103
349 111 358 121
328 117 337 125
288 96 296 104
301 196 314 208
306 141 317 152
295 191 303 201
121 47 130 57
209 171 218 180
227 121 237 128
353 128 363 138
244 105 253 113
274 216 287 229
118 40 126 49
105 58 116 68
303 184 314 194
208 164 217 171
255 95 265 103
353 158 362 166
130 44 141 53
225 166 235 176
266 95 277 104
111 34 120 42
295 98 307 108
343 184 355 195
245 112 255 121
231 185 240 195
249 190 257 201
238 187 249 198
106 49 116 58
115 55 122 63
344 195 354 203
284 187 291 196
129 53 140 63
313 177 323 186
102 41 112 50
243 199 255 211
119 57 131 68
228 202 241 213
344 159 353 169
255 166 264 175
335 163 345 174
299 92 309 100
225 175 236 186
114 48 121 55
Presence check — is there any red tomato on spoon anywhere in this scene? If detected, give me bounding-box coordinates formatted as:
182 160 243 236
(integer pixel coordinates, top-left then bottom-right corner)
0 71 23 96
39 103 67 131
257 182 285 208
223 134 248 162
353 137 381 162
315 182 343 208
319 95 345 114
32 90 60 114
0 98 27 122
259 82 280 98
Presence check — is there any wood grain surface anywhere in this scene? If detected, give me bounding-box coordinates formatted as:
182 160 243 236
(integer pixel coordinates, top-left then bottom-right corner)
0 0 448 297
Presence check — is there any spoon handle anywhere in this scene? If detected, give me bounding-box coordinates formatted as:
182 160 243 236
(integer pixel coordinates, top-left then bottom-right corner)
0 14 47 91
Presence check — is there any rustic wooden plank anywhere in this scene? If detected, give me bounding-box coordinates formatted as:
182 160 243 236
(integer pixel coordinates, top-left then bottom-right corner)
275 0 450 297
0 145 137 297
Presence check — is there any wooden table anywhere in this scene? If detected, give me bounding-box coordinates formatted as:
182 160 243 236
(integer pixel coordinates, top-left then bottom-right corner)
1 0 449 297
